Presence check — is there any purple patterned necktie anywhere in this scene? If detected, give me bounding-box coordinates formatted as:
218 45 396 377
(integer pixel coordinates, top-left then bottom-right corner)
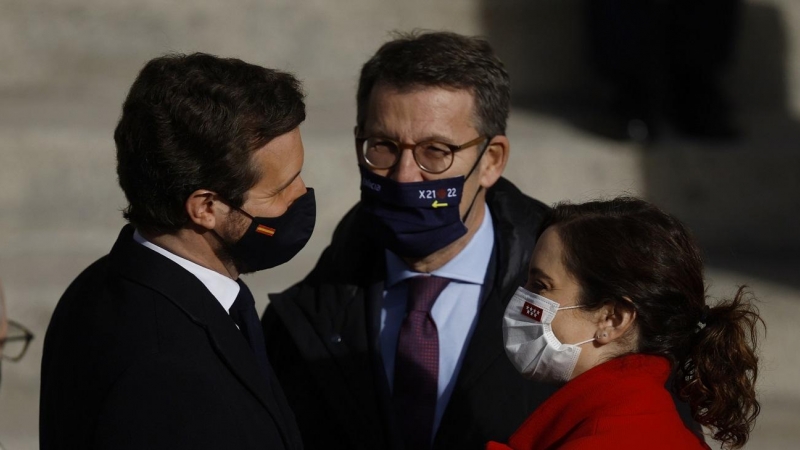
393 275 451 450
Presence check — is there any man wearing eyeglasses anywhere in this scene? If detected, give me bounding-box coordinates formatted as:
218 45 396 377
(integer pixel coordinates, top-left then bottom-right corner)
0 288 35 366
1 279 35 393
263 32 555 450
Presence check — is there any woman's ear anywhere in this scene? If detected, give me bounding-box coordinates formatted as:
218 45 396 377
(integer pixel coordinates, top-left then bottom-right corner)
185 190 223 231
478 136 509 189
594 300 637 345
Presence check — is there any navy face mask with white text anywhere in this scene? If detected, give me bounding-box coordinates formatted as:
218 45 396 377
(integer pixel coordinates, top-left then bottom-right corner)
358 166 475 258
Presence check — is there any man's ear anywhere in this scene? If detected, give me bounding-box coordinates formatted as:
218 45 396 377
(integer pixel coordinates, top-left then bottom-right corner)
593 300 637 345
185 190 224 231
478 135 509 189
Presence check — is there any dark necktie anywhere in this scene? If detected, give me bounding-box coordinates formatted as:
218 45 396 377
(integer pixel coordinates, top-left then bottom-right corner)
230 279 271 381
393 275 451 450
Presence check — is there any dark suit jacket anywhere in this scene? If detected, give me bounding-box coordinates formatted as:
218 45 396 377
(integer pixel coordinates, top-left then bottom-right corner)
40 225 303 450
263 178 557 450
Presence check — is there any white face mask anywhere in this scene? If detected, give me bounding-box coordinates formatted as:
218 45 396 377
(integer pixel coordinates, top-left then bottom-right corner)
503 286 595 384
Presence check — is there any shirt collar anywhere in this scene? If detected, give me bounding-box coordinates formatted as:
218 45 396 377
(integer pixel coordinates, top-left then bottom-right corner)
385 203 495 287
133 230 240 313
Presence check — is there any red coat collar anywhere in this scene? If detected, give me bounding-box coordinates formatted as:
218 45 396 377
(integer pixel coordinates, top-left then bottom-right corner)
508 354 672 449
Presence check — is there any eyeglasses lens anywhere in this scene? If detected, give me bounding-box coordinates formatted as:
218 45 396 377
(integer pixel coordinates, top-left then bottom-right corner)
362 139 453 174
1 322 31 361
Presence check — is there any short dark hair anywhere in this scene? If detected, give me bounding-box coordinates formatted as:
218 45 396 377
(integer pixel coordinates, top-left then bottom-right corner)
114 52 305 233
356 31 510 137
542 197 763 449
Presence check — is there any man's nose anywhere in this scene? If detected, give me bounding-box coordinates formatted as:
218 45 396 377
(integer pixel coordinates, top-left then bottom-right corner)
286 176 308 206
389 148 423 183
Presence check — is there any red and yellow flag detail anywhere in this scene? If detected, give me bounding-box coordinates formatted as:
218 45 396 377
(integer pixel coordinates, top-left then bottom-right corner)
255 225 276 236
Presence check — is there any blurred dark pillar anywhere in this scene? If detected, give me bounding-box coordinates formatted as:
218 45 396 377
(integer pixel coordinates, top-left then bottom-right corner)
588 0 742 139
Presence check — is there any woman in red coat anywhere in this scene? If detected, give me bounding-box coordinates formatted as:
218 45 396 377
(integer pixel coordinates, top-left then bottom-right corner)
489 198 762 450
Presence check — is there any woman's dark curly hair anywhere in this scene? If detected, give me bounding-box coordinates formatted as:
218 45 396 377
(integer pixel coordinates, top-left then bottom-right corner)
542 197 764 449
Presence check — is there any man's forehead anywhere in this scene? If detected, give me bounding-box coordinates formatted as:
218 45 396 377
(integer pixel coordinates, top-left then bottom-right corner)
368 82 474 105
364 84 478 138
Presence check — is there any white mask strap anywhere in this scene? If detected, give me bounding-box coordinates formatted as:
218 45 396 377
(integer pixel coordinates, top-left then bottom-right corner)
557 305 583 311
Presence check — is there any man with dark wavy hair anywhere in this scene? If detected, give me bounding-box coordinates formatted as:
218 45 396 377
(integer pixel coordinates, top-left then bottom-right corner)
41 53 312 450
263 31 555 450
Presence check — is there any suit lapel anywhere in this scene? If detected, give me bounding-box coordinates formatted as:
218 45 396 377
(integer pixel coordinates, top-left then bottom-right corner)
270 279 389 448
365 280 406 450
109 226 297 449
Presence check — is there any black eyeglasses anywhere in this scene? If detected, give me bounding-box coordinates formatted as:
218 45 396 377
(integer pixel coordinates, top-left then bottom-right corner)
1 320 34 362
356 129 489 174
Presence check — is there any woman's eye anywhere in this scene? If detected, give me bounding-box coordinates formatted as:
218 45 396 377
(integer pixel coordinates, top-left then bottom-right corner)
528 280 547 293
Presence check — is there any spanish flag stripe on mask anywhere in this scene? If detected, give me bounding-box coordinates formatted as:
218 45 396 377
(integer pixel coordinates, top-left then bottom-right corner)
255 225 276 236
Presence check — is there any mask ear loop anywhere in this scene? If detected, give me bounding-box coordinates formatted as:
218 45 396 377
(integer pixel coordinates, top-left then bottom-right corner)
210 193 254 219
461 137 494 223
557 305 584 311
231 205 256 221
209 196 255 245
554 304 597 346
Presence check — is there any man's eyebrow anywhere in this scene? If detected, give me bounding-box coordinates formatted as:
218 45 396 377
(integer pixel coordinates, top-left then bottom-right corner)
363 131 458 144
272 169 301 195
419 133 458 144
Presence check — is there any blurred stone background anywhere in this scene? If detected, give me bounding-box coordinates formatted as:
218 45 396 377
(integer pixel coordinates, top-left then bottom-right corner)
0 0 798 448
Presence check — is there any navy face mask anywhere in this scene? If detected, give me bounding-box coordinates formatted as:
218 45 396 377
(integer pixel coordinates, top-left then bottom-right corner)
224 188 316 273
359 160 483 258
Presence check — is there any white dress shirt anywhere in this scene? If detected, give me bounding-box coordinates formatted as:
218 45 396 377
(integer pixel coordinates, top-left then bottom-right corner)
380 203 495 436
133 230 240 314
